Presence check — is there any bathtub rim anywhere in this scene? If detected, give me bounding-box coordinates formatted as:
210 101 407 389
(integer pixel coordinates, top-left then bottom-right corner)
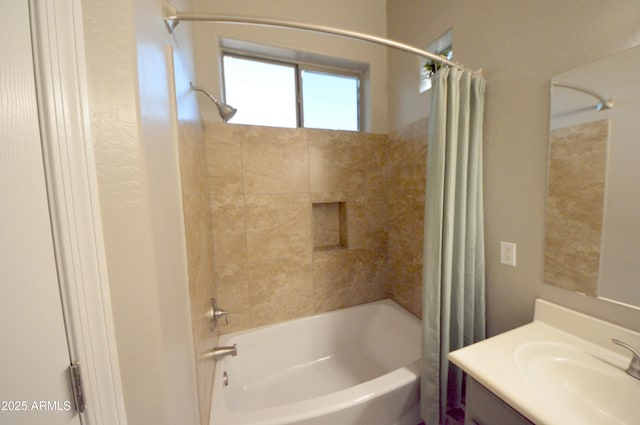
218 298 418 343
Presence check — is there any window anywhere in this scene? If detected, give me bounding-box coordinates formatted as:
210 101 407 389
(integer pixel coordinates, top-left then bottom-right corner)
222 53 361 131
222 55 298 128
419 30 453 93
301 70 359 131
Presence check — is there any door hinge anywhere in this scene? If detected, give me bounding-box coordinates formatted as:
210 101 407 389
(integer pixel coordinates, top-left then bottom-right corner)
68 362 86 413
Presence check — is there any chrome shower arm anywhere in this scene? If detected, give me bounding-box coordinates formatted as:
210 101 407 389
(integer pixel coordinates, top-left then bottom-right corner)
190 83 220 104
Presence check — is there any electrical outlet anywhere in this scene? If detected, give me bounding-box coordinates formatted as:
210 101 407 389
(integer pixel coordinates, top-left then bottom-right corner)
500 241 517 266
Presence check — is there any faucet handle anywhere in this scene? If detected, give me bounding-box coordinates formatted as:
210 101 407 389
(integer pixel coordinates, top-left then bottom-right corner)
209 298 231 331
214 307 230 325
612 339 640 380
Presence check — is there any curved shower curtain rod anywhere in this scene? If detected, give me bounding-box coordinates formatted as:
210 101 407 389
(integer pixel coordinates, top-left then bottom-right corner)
163 2 476 74
551 81 614 112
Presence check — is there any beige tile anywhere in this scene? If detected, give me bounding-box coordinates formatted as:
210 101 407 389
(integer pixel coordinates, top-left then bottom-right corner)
177 121 209 197
312 249 357 313
350 248 387 305
411 285 423 319
182 195 206 269
240 125 309 194
387 119 428 191
360 133 389 193
544 119 608 296
388 189 425 266
245 193 312 262
179 119 217 425
204 122 242 195
215 263 251 334
210 194 247 265
312 248 386 313
385 119 428 319
388 255 423 318
412 117 428 141
182 191 217 352
177 131 212 312
183 194 215 305
205 127 243 195
309 130 387 193
346 191 388 250
205 121 240 147
248 257 313 326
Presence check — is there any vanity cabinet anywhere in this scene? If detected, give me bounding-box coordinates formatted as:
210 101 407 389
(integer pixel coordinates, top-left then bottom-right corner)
464 378 533 425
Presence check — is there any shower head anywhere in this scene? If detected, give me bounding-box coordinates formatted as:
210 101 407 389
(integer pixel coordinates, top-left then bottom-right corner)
190 82 237 122
215 102 238 122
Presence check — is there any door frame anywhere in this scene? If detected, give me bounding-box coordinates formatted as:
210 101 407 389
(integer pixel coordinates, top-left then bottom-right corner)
29 1 128 424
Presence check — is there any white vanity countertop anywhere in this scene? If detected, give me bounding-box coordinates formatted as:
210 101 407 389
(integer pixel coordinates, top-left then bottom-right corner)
448 299 640 425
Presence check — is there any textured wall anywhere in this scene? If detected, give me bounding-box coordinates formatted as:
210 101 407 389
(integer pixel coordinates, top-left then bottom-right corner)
387 0 640 335
81 0 173 423
81 0 202 423
205 123 388 333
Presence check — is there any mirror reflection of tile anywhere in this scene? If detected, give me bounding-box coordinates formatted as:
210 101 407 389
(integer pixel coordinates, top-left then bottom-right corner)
546 43 640 307
544 119 608 297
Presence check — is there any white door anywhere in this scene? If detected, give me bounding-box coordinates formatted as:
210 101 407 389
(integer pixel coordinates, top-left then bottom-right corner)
0 2 83 425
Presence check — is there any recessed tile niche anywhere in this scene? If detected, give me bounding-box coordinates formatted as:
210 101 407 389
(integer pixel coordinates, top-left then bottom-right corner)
312 202 348 251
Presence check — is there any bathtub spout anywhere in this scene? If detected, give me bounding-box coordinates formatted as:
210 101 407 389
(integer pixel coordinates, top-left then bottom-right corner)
205 344 238 360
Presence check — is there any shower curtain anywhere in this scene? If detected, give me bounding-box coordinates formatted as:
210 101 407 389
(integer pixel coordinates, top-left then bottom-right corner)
421 67 486 425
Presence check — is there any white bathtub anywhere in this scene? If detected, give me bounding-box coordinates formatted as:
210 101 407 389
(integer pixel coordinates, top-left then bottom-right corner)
210 299 421 425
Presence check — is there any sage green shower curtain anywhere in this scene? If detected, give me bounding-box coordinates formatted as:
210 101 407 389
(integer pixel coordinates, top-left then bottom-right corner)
421 68 486 425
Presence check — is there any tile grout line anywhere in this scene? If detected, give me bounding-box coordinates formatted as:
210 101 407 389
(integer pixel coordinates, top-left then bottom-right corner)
237 125 254 330
304 128 317 314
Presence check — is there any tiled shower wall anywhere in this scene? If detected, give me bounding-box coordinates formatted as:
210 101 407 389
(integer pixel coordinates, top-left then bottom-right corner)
386 118 428 318
205 123 388 332
176 121 217 424
204 119 427 334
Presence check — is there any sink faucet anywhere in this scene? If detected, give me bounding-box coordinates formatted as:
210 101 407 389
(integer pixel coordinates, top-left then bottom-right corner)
204 344 238 360
612 339 640 380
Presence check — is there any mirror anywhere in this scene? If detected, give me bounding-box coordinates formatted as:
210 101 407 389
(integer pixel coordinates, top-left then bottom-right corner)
545 43 640 308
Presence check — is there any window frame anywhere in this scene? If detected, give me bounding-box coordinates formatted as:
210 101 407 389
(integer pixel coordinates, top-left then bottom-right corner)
221 50 363 131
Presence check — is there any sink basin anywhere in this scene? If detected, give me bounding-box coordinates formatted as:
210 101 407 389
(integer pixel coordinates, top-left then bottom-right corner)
516 342 640 425
449 300 640 425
